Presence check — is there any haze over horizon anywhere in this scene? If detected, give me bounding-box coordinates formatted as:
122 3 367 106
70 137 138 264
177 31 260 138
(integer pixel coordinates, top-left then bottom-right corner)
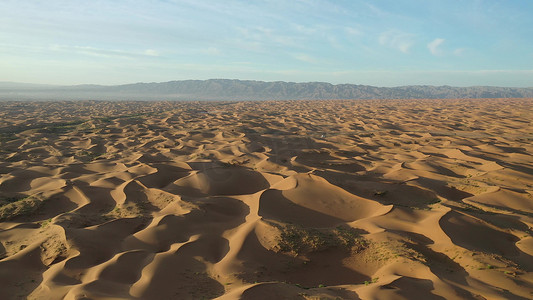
2 0 533 87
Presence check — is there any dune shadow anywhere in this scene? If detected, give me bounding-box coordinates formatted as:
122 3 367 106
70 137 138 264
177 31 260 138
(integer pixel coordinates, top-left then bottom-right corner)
0 242 5 260
313 170 444 209
241 282 360 300
462 149 533 175
381 276 446 300
237 228 369 288
0 258 44 300
124 196 249 255
439 211 520 257
133 243 226 299
244 134 334 165
136 163 191 189
0 169 50 193
259 189 346 228
415 177 473 202
167 165 271 197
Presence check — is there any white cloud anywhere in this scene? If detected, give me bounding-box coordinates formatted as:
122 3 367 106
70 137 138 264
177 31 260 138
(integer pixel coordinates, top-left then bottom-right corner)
379 30 413 53
428 38 445 55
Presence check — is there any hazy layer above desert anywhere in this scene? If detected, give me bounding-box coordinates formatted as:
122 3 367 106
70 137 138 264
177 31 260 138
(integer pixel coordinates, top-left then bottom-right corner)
0 98 532 299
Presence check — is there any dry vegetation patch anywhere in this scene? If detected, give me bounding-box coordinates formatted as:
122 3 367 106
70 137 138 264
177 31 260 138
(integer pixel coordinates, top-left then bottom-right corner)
274 224 368 255
0 195 44 221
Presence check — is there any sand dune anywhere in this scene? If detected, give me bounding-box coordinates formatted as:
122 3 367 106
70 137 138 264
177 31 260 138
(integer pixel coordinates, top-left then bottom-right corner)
0 98 532 299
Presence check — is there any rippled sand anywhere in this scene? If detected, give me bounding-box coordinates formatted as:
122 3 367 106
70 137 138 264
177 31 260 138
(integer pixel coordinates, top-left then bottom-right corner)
0 99 532 299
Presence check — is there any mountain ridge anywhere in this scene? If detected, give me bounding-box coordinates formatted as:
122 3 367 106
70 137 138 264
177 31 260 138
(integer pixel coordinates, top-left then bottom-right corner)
1 79 532 100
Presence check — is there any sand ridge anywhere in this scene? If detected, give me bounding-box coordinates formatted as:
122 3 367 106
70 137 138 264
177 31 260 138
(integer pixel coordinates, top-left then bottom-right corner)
0 98 532 299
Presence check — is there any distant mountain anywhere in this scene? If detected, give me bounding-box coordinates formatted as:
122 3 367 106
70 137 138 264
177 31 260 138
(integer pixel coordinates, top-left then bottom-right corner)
0 82 57 89
1 79 532 101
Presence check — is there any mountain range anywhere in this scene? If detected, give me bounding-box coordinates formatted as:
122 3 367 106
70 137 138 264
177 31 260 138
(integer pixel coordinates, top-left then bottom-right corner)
1 79 532 101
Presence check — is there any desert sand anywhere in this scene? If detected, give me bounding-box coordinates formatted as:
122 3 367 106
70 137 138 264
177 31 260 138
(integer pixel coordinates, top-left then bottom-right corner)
0 98 532 299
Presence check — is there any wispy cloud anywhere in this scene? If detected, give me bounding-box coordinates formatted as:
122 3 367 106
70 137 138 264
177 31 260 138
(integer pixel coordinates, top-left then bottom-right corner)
144 49 159 57
236 26 299 49
453 48 466 56
202 47 220 55
50 45 132 58
292 24 319 35
344 27 362 36
364 3 386 17
379 30 414 53
293 53 319 64
47 45 161 59
428 38 445 55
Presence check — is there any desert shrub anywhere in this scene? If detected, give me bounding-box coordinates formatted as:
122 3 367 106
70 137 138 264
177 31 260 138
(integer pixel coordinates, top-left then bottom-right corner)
276 224 367 255
0 196 43 221
77 150 102 162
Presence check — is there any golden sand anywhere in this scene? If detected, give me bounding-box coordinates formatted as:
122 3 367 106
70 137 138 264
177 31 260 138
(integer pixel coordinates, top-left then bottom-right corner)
0 99 532 299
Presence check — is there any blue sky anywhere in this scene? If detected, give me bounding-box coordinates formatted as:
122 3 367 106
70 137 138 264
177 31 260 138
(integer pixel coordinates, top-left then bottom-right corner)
1 0 532 86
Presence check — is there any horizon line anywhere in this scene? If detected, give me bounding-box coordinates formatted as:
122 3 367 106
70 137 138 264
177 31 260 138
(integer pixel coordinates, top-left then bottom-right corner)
1 79 532 89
